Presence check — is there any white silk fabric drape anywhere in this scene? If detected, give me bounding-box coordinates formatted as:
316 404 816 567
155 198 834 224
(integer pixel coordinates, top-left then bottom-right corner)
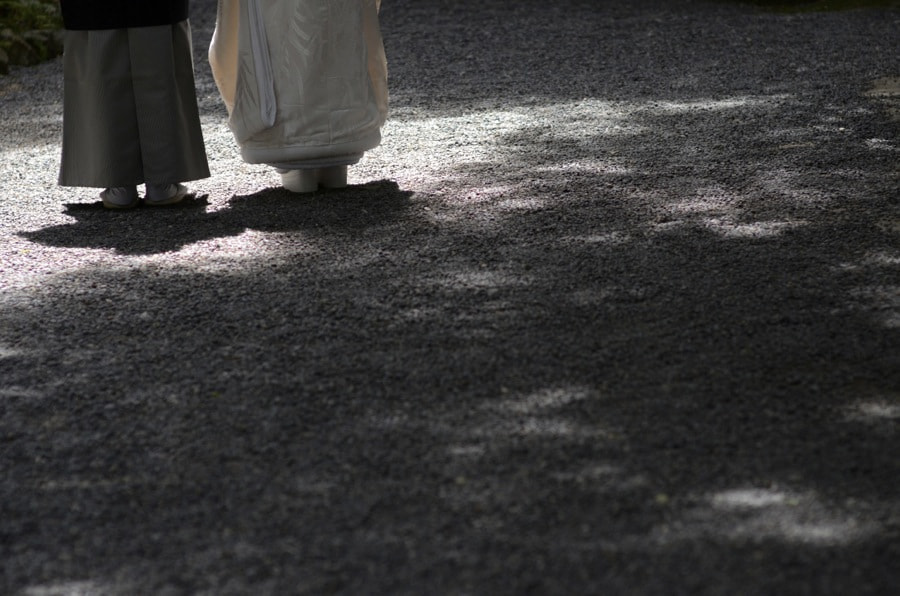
209 0 387 165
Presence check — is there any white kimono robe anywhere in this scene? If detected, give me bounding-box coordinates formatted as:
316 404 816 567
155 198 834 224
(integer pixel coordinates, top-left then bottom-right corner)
209 0 387 168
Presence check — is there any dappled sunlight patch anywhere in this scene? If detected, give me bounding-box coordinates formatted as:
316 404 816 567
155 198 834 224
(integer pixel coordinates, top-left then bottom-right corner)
392 295 520 339
650 180 811 239
653 487 877 546
700 217 808 239
669 194 737 215
865 76 900 122
834 250 900 326
521 418 583 437
711 488 791 509
865 138 896 151
844 398 900 423
0 343 26 360
865 76 900 98
559 231 633 247
517 99 646 139
379 99 644 191
394 305 445 323
666 185 761 218
645 95 787 114
447 443 487 458
445 268 533 291
0 385 42 398
134 252 267 274
537 160 635 176
459 185 517 205
112 225 341 267
377 94 809 218
467 416 605 440
649 219 688 234
495 196 548 211
490 385 592 415
380 109 533 172
452 183 553 214
753 168 832 203
459 385 617 442
22 580 108 596
142 229 285 264
861 251 900 267
834 250 900 271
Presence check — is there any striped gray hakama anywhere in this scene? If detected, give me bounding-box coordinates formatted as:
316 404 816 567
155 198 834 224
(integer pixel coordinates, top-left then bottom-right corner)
59 21 209 188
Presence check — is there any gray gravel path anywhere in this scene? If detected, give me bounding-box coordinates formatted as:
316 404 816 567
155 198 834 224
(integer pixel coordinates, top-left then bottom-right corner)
1 0 899 594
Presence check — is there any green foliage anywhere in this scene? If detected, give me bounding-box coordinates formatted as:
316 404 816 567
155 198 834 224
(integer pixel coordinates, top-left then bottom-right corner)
0 0 61 32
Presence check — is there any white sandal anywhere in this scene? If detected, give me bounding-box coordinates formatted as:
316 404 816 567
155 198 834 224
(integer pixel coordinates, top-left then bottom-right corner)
100 186 140 209
145 183 189 206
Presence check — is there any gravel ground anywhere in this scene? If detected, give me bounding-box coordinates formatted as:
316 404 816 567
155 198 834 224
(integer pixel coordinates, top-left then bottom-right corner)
1 0 898 594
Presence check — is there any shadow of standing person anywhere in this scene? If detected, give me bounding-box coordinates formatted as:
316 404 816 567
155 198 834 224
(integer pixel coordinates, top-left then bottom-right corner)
20 180 414 256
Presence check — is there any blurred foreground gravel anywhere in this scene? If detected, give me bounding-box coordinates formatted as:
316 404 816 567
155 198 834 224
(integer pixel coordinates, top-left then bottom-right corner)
1 0 898 594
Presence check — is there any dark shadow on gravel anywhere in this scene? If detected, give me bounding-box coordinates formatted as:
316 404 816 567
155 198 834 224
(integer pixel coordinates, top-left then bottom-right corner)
2 164 897 594
19 180 414 255
2 0 898 594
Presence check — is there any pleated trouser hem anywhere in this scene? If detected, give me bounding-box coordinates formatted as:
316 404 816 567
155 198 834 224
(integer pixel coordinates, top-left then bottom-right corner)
59 21 210 188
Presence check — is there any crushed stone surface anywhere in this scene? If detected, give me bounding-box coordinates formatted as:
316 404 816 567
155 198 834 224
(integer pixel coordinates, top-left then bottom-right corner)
1 0 898 593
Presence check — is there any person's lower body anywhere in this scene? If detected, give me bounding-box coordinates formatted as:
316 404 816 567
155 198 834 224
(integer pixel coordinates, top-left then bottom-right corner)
59 21 210 209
